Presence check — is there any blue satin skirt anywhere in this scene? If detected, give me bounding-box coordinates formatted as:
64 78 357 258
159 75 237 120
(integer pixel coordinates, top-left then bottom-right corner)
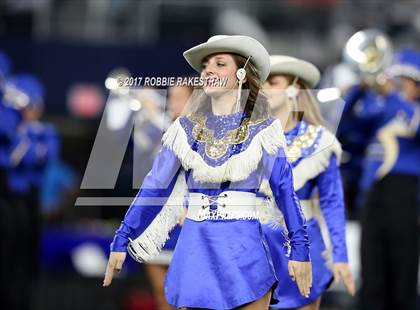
164 218 277 309
263 218 333 308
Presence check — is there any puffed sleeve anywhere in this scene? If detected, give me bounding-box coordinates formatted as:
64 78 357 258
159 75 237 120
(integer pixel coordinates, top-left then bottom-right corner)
111 145 182 252
317 155 348 262
262 148 310 262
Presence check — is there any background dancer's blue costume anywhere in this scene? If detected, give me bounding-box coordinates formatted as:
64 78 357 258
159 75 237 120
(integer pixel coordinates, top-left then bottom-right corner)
258 120 348 308
110 111 310 309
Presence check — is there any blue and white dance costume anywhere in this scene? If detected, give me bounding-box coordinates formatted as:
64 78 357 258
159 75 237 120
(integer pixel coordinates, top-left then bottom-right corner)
111 111 310 309
258 120 348 308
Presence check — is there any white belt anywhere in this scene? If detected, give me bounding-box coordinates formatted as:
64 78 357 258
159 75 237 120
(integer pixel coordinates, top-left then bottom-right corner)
186 191 257 221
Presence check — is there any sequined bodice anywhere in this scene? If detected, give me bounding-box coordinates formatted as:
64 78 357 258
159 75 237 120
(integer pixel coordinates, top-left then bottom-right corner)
285 121 323 165
179 112 274 167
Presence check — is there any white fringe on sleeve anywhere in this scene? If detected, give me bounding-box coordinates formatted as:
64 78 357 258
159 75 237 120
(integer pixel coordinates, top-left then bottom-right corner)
127 170 187 263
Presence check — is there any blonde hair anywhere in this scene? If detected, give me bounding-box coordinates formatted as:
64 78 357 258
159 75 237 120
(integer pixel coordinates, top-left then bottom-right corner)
276 74 325 126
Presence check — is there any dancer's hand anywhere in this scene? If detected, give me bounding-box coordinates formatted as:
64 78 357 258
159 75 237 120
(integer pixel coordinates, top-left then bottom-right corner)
333 262 355 296
103 252 126 287
288 260 312 298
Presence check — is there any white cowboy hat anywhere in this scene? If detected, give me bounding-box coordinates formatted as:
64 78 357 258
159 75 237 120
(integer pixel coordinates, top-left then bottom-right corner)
269 55 321 88
183 35 270 81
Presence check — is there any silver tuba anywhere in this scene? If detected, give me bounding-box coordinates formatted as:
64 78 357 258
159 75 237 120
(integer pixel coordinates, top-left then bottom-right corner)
343 29 394 84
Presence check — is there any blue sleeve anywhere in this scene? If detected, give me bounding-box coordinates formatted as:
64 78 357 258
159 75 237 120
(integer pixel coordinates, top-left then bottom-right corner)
317 155 348 262
262 148 310 262
343 84 366 115
21 143 39 165
13 124 60 166
110 146 182 252
385 93 420 139
339 86 385 138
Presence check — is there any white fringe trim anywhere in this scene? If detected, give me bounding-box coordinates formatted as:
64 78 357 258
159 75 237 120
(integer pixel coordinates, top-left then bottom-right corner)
162 117 286 183
292 128 342 191
258 128 342 200
256 197 291 256
257 197 287 229
258 196 333 266
127 170 187 263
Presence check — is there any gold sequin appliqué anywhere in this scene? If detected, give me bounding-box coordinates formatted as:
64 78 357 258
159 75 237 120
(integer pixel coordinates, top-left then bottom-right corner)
188 114 253 159
286 124 320 163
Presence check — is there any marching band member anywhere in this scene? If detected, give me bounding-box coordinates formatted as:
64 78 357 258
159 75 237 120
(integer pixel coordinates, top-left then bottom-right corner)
3 73 59 310
103 35 311 309
259 55 354 310
358 48 420 310
0 49 22 310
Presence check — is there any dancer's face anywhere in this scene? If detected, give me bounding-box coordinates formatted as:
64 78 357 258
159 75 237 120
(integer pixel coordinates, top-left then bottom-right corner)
263 74 290 110
201 53 238 97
